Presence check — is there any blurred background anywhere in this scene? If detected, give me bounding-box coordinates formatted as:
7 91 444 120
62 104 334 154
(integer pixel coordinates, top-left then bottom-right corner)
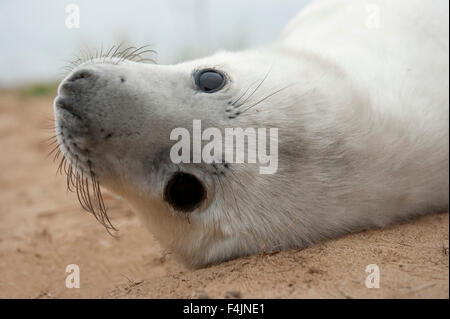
0 0 311 89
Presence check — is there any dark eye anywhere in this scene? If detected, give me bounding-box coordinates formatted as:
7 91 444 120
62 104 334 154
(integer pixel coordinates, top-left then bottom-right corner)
195 69 226 93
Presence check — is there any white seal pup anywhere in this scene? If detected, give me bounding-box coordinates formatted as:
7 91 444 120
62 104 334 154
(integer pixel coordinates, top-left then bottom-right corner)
53 0 449 268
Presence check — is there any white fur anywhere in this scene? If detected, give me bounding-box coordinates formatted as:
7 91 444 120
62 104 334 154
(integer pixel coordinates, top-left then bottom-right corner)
55 0 449 268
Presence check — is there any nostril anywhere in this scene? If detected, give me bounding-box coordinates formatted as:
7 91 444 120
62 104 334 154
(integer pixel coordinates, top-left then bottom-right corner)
68 70 93 82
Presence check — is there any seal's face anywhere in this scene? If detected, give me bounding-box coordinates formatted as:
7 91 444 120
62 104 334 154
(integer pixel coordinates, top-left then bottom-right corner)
54 50 325 267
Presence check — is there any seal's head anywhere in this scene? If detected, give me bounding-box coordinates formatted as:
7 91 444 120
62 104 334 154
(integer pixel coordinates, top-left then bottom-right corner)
54 47 343 268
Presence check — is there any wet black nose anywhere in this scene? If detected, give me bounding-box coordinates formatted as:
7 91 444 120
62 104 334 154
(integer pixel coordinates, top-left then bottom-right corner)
55 68 101 121
68 69 95 82
59 69 99 95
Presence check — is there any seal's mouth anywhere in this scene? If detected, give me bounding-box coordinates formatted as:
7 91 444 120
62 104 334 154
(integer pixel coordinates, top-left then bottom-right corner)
55 97 83 121
164 172 207 212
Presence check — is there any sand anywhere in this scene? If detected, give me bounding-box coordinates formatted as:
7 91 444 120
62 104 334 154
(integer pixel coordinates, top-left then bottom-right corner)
0 91 448 299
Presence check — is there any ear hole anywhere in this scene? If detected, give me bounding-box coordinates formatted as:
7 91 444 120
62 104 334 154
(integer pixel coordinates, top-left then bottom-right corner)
164 172 206 212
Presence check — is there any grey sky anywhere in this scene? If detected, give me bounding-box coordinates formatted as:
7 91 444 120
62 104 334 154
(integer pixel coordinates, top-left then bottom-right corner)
0 0 311 87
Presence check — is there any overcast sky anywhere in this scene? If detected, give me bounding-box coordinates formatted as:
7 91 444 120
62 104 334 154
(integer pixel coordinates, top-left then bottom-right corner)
0 0 311 87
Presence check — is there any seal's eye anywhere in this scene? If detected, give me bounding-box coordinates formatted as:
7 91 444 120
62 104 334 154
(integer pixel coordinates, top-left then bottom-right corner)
195 69 226 93
164 172 206 212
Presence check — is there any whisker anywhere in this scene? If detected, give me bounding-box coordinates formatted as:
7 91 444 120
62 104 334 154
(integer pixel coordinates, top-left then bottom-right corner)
117 46 136 63
127 47 157 61
234 65 272 108
229 79 260 106
47 144 61 159
53 149 62 162
103 44 116 63
46 139 59 147
57 156 66 175
61 42 158 75
98 42 104 61
239 84 294 115
111 41 126 60
42 133 60 142
66 164 74 192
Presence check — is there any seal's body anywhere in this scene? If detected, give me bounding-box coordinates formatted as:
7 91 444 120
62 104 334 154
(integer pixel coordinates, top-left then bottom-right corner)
54 0 449 267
